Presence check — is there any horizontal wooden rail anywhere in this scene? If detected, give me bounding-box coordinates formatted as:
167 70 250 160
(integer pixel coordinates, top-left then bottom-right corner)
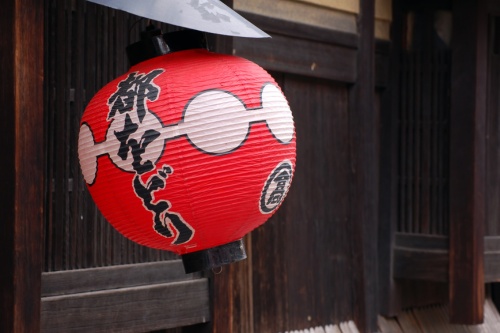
393 233 500 283
41 261 210 333
233 12 391 87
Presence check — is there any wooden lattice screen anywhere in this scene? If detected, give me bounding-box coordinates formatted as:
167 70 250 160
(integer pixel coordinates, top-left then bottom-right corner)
43 0 183 272
396 9 451 236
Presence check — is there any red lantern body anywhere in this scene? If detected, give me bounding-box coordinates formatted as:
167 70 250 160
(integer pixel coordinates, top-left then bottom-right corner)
79 49 295 266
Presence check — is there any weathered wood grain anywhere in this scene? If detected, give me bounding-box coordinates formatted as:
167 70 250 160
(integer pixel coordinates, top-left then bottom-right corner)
233 32 357 83
42 260 199 297
0 0 44 332
41 279 210 333
44 0 181 272
449 0 488 324
349 0 378 331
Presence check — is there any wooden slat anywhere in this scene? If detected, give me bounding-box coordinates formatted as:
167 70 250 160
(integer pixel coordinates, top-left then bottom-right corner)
0 0 44 331
449 0 488 324
42 260 197 297
379 299 500 332
41 279 210 333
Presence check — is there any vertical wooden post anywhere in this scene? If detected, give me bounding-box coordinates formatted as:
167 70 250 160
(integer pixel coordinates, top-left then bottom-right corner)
349 0 378 331
378 0 403 317
449 0 487 325
0 0 44 332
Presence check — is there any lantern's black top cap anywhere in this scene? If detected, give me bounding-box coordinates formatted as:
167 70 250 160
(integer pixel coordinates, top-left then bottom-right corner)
126 28 207 67
181 239 247 274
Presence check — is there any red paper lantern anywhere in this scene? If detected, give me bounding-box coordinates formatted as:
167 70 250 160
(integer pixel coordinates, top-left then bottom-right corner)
78 44 295 272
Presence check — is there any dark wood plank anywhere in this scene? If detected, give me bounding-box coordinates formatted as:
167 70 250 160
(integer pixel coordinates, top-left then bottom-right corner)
237 11 359 48
277 76 353 331
237 12 391 88
42 260 198 297
398 281 449 310
41 279 210 333
393 234 500 283
378 0 403 315
393 249 448 282
233 33 357 83
0 0 44 331
349 0 379 331
449 0 488 324
393 233 448 282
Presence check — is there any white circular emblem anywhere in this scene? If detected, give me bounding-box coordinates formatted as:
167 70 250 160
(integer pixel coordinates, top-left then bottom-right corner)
260 160 293 214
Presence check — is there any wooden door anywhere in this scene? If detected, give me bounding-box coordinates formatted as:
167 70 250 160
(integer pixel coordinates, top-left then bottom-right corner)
209 6 381 332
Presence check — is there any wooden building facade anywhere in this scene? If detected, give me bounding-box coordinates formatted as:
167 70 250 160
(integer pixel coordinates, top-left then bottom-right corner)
2 0 500 332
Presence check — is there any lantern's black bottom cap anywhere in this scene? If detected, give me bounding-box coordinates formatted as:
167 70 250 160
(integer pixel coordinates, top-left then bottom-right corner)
181 239 247 274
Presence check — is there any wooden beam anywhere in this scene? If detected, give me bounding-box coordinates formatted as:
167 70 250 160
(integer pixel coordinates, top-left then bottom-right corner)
0 0 44 332
449 0 488 325
41 279 210 333
233 33 357 83
393 234 500 284
349 0 379 331
41 260 200 297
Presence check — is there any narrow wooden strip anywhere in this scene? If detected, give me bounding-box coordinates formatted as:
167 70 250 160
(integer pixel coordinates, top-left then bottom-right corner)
41 279 210 333
42 260 195 297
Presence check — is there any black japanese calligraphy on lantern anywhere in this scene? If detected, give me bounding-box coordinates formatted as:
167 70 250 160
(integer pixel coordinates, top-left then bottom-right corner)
133 165 194 245
260 160 293 214
107 69 195 245
107 70 164 175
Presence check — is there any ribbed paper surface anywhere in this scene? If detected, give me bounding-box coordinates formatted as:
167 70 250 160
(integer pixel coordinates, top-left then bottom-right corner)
78 49 296 254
